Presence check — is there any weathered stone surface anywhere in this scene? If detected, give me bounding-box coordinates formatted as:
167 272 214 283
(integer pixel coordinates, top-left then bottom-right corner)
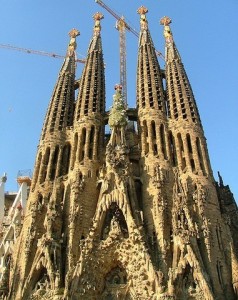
0 8 237 300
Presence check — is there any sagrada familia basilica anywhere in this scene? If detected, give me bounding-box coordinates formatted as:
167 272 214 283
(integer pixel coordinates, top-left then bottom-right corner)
0 5 237 300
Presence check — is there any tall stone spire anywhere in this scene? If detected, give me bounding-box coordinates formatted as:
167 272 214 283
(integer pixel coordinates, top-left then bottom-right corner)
65 13 106 275
4 9 238 300
160 17 237 300
7 29 80 300
72 12 105 165
137 6 166 115
160 16 201 124
30 29 80 190
136 6 170 162
160 16 212 177
136 7 173 280
29 29 80 192
41 29 80 140
75 12 105 120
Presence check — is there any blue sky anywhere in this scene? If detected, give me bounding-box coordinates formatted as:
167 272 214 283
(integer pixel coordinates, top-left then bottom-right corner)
0 0 237 201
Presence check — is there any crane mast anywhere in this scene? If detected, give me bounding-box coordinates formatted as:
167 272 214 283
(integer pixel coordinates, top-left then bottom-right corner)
116 17 127 105
95 0 164 105
96 0 131 105
95 0 138 37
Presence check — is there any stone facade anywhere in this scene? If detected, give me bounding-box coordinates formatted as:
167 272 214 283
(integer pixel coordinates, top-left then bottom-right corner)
1 8 238 300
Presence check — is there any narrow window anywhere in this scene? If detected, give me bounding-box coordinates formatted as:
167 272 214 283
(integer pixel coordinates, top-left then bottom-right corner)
216 260 224 287
50 146 59 180
79 128 86 162
196 137 206 175
169 131 177 166
151 121 157 155
151 121 156 140
160 124 167 160
186 133 193 154
33 152 42 187
143 120 149 154
89 126 95 159
40 148 50 183
177 133 186 170
71 133 78 169
60 144 71 176
190 158 195 172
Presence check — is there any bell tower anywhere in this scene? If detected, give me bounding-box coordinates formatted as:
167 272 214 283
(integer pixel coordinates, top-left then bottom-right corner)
3 6 238 300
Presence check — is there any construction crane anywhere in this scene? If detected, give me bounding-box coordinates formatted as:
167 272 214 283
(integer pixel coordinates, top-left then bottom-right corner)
96 0 132 105
0 43 86 64
116 17 127 105
95 0 139 37
95 0 165 59
95 0 164 106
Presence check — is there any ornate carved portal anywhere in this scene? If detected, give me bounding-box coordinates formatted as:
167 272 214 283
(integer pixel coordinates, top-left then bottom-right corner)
101 266 132 300
174 264 203 300
101 202 129 240
30 268 51 299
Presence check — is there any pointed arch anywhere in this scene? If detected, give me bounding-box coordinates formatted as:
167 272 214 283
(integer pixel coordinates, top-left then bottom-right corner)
70 132 78 169
40 147 50 184
79 127 86 162
100 203 129 240
33 151 42 188
168 131 177 166
89 125 95 159
177 133 186 171
59 143 71 176
49 145 59 180
160 124 167 159
151 121 158 155
142 120 149 154
196 137 206 175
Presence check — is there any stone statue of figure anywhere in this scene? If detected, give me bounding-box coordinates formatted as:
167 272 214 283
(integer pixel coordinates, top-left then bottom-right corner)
110 216 121 235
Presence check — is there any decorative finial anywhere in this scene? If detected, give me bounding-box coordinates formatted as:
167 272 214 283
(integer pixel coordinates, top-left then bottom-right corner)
160 16 173 44
114 84 122 91
160 16 172 26
93 12 104 35
69 28 80 39
137 6 148 30
67 28 80 56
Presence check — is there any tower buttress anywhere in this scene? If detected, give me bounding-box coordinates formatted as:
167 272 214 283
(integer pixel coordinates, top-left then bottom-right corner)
8 30 80 300
68 85 160 299
136 6 172 277
65 13 106 274
31 29 79 190
4 8 238 300
137 6 169 159
41 28 79 139
73 12 105 166
160 17 236 299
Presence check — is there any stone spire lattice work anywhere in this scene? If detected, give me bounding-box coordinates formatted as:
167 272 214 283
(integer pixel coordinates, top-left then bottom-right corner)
1 8 237 300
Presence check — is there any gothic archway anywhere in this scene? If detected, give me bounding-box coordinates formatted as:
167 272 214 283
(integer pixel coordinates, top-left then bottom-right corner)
102 266 132 300
101 202 129 240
